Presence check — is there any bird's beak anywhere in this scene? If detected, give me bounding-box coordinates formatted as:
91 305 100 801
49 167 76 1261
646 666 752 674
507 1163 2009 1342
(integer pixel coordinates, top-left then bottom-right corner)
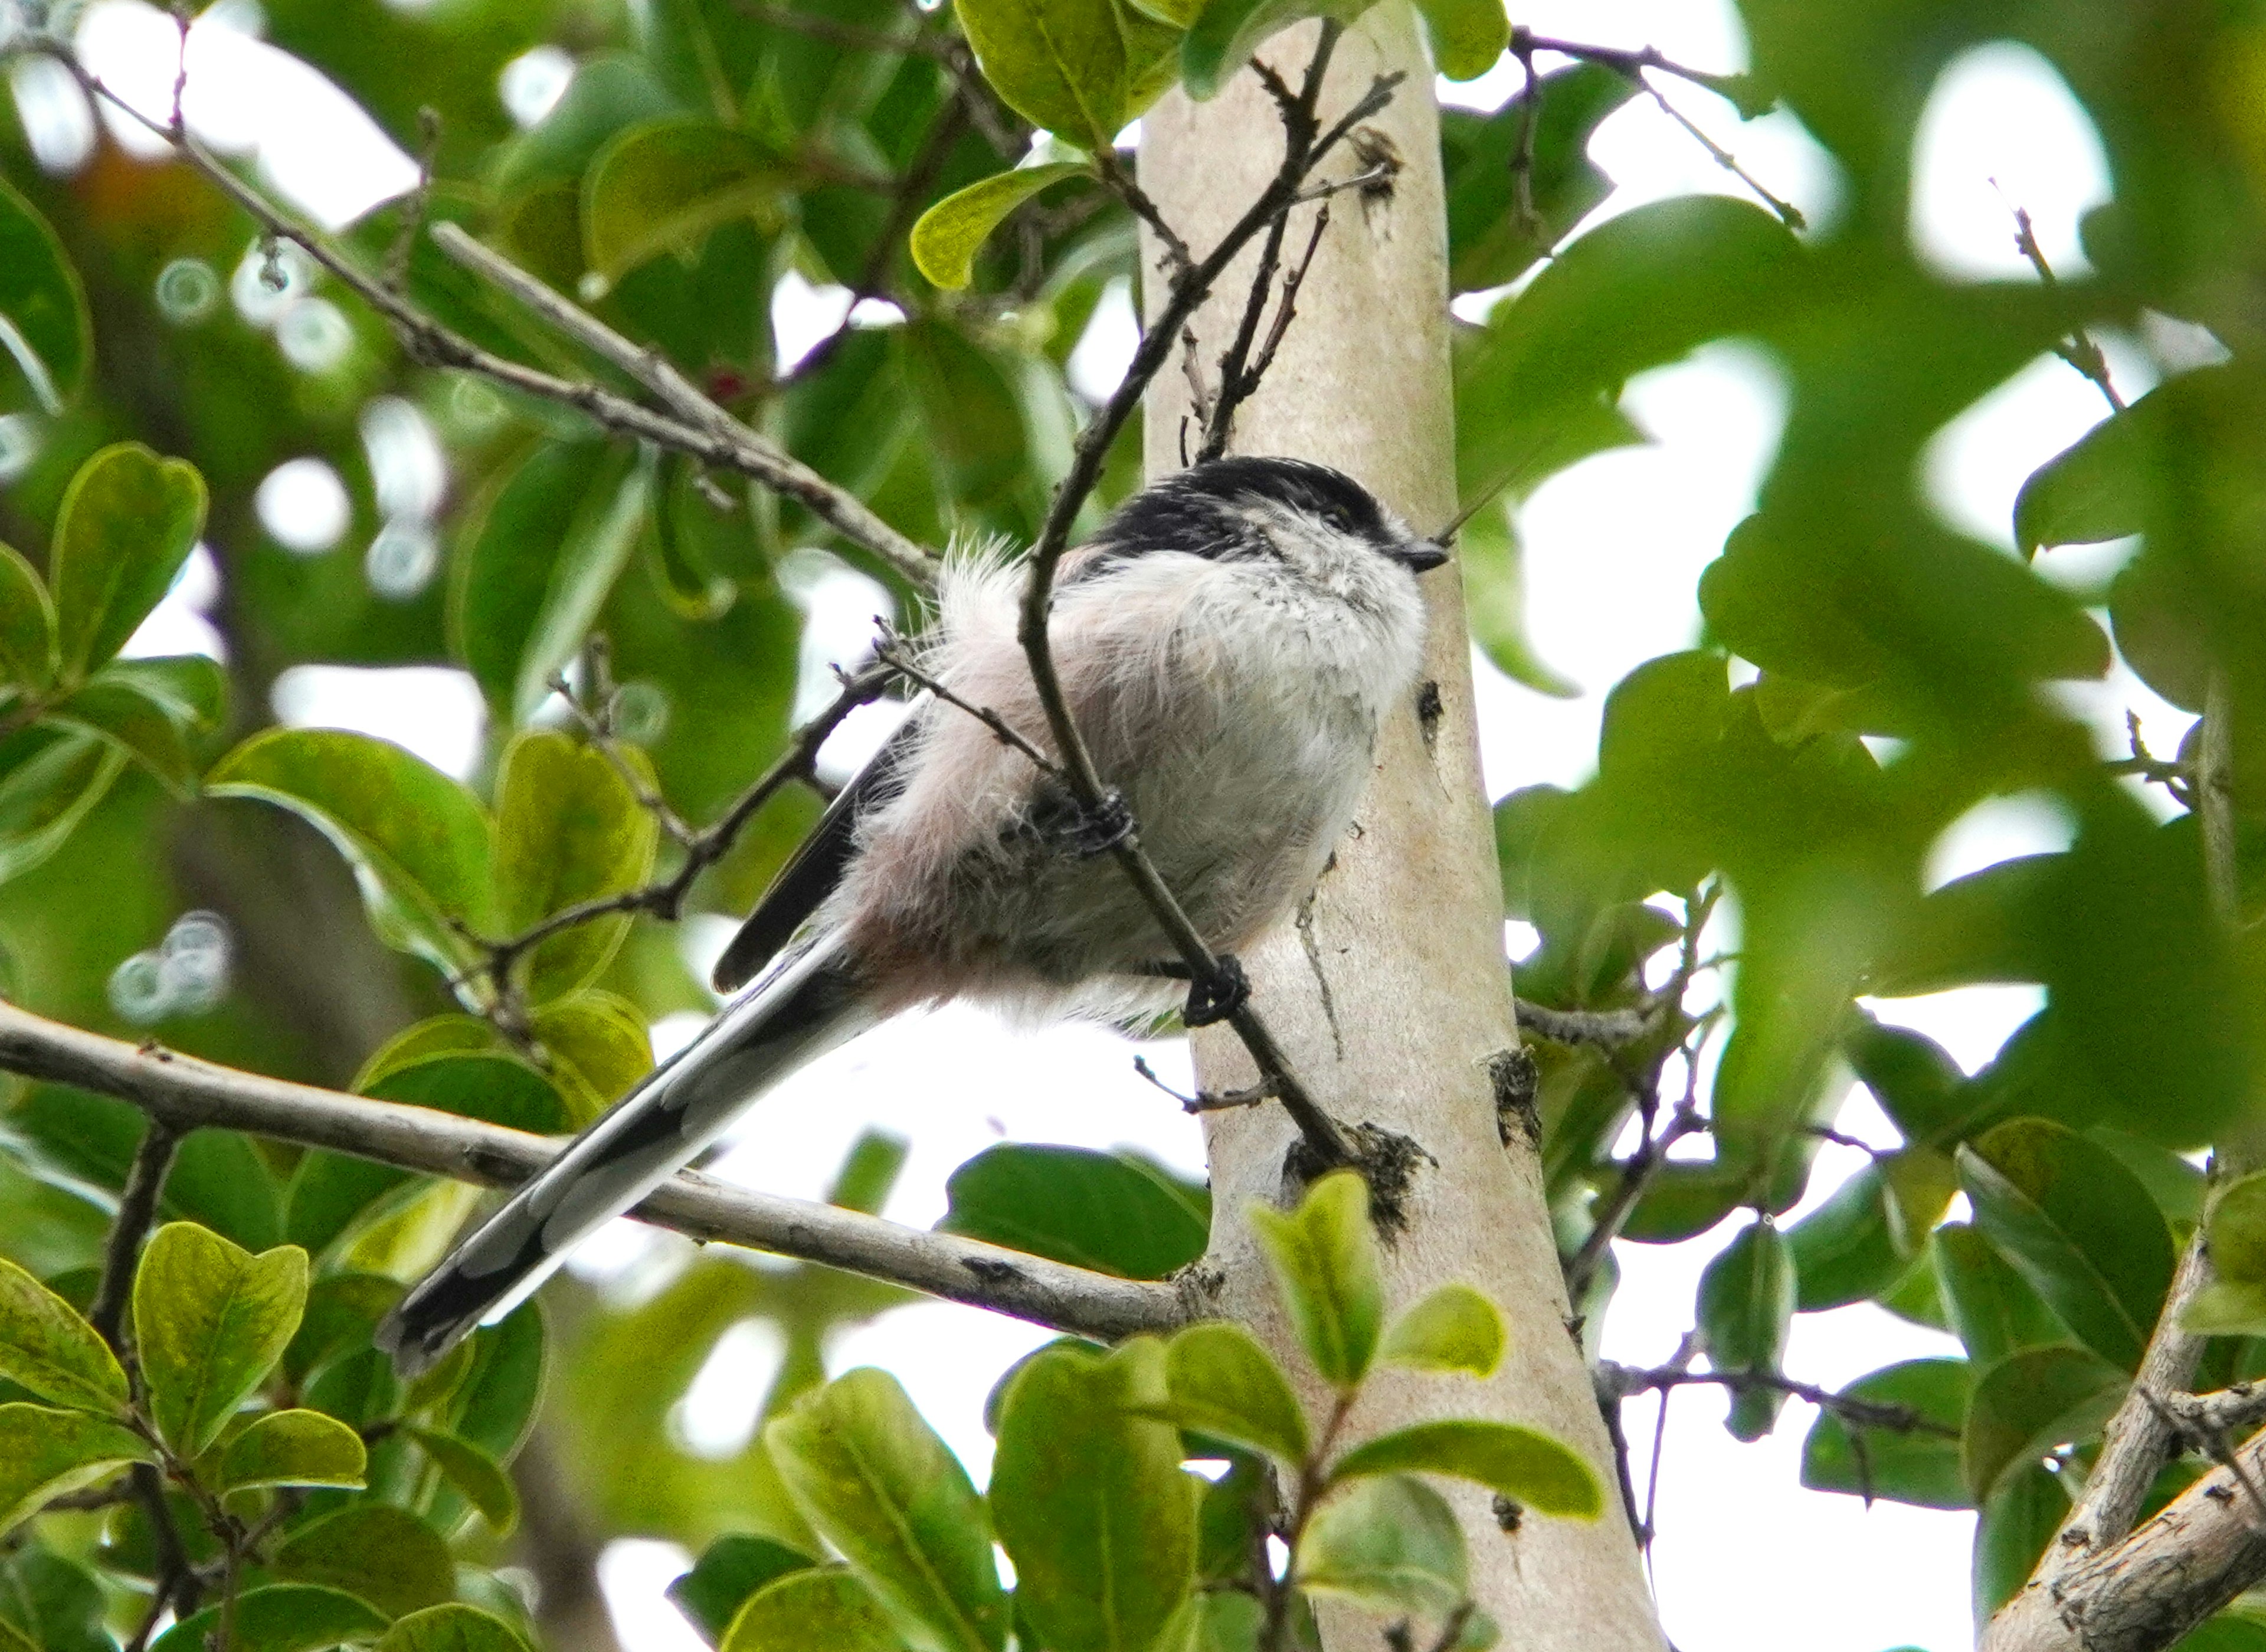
1390 538 1451 573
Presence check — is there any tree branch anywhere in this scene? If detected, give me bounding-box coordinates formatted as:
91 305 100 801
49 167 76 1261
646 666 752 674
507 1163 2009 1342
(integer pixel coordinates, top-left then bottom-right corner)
87 1117 182 1348
0 1001 1185 1345
1596 1360 1959 1440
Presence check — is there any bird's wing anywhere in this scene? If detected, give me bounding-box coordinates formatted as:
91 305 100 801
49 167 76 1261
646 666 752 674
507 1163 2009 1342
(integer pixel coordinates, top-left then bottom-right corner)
710 705 921 993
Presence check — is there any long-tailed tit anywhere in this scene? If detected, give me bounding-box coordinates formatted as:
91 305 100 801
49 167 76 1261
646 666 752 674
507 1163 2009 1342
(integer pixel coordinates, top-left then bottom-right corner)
378 456 1448 1374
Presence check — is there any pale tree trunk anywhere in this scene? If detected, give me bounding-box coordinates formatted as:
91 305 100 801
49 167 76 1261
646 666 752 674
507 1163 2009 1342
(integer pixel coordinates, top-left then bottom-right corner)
1139 15 1666 1647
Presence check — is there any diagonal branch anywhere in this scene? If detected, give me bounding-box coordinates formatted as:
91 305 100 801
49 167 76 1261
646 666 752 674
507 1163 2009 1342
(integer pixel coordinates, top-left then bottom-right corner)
0 1001 1185 1345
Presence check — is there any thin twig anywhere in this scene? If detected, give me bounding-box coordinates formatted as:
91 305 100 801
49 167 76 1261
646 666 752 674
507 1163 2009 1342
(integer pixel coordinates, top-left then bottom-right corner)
1133 1053 1278 1115
1014 22 1399 1172
1510 27 1770 112
1999 185 2124 414
89 1117 182 1348
1642 83 1805 230
868 632 1065 782
0 1000 1187 1343
384 106 442 293
1597 1360 1960 1439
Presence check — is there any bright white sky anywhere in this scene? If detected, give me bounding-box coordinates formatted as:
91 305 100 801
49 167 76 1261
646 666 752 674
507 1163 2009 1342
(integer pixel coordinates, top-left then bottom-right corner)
10 0 2210 1645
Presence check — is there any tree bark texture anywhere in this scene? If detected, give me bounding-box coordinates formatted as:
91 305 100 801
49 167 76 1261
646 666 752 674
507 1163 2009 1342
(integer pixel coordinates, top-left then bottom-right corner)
1139 14 1666 1647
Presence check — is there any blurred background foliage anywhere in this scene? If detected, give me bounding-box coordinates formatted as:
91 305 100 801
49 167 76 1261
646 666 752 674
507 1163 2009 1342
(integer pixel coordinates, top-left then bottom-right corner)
4 0 2266 1643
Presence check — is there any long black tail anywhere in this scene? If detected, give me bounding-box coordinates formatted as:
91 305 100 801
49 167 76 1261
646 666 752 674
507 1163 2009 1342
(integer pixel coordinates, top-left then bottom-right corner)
376 935 870 1376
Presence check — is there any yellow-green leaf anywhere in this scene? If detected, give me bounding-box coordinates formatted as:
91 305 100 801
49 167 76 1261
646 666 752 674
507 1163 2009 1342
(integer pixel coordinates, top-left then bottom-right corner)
528 989 654 1125
374 1604 535 1652
1376 1283 1507 1377
0 732 127 887
1157 1321 1310 1466
406 1425 520 1535
911 165 1092 290
48 443 207 684
493 730 660 1001
132 1223 310 1457
0 176 92 416
1412 0 1507 80
723 1568 902 1652
0 1255 127 1415
0 1403 152 1536
0 544 55 692
956 0 1183 150
1328 1420 1603 1520
215 1408 368 1492
1247 1171 1385 1389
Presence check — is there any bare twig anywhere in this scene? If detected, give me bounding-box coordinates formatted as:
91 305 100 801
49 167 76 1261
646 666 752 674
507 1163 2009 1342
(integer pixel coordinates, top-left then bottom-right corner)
1510 27 1769 113
1199 204 1333 463
1597 1360 1959 1440
1133 1053 1278 1115
1015 22 1400 1172
88 1117 182 1348
0 1001 1187 1343
384 106 443 293
1641 84 1804 230
869 631 1065 782
1999 186 2124 414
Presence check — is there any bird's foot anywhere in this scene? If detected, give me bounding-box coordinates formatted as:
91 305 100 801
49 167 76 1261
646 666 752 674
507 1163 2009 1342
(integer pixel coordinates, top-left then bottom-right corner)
1067 788 1135 857
1184 955 1250 1027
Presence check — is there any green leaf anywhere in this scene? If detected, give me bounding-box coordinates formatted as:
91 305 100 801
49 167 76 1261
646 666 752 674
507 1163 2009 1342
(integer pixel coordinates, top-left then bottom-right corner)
271 1504 459 1619
2012 389 2161 558
1376 1283 1507 1377
956 0 1182 147
670 1536 819 1646
0 1255 127 1415
0 546 55 693
764 1367 1007 1652
1973 1462 2067 1621
1932 1224 2067 1370
0 732 127 887
582 120 788 290
1295 1473 1466 1619
1785 1152 1954 1313
375 1604 536 1652
0 1617 31 1652
206 727 494 977
0 1548 110 1652
1957 1119 2174 1370
1328 1420 1603 1519
1155 1322 1309 1467
41 678 198 795
527 990 655 1124
1443 64 1638 295
1412 0 1506 79
1696 1220 1796 1440
1799 1359 1972 1510
910 165 1092 290
1153 1592 1263 1652
48 443 207 684
214 1407 368 1492
991 1340 1194 1652
722 1568 903 1652
939 1145 1209 1280
150 1584 391 1652
493 729 662 1002
1961 1345 2126 1504
0 178 91 415
132 1222 310 1457
406 1425 520 1535
0 1404 153 1535
2188 1174 2266 1332
1247 1171 1385 1389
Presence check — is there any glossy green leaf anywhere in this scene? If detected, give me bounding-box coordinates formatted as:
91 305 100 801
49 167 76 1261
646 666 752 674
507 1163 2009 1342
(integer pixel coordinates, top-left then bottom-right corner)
48 444 206 684
764 1367 1007 1652
271 1503 458 1619
42 678 198 794
939 1145 1209 1280
1932 1224 2067 1371
1696 1220 1796 1440
0 178 91 415
132 1222 309 1457
1328 1420 1603 1519
150 1585 391 1652
1153 1592 1263 1652
1296 1472 1466 1618
493 729 661 1002
1376 1282 1507 1376
375 1604 536 1652
1973 1462 2067 1621
1247 1171 1385 1389
406 1425 520 1534
0 1404 152 1535
214 1407 368 1492
2013 388 2162 558
722 1568 903 1652
0 1255 127 1415
1412 0 1506 78
1962 1345 2126 1504
0 733 122 889
1785 1151 1954 1313
518 450 653 722
1155 1321 1309 1467
1799 1359 1971 1509
1178 0 1361 100
1442 64 1637 295
206 727 493 976
1957 1120 2174 1371
670 1536 819 1646
0 546 55 692
528 989 656 1124
582 119 788 290
910 164 1091 290
957 0 1181 147
992 1340 1194 1652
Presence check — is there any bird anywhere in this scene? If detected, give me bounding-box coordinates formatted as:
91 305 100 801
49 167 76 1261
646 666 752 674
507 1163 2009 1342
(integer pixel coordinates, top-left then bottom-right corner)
376 455 1449 1374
